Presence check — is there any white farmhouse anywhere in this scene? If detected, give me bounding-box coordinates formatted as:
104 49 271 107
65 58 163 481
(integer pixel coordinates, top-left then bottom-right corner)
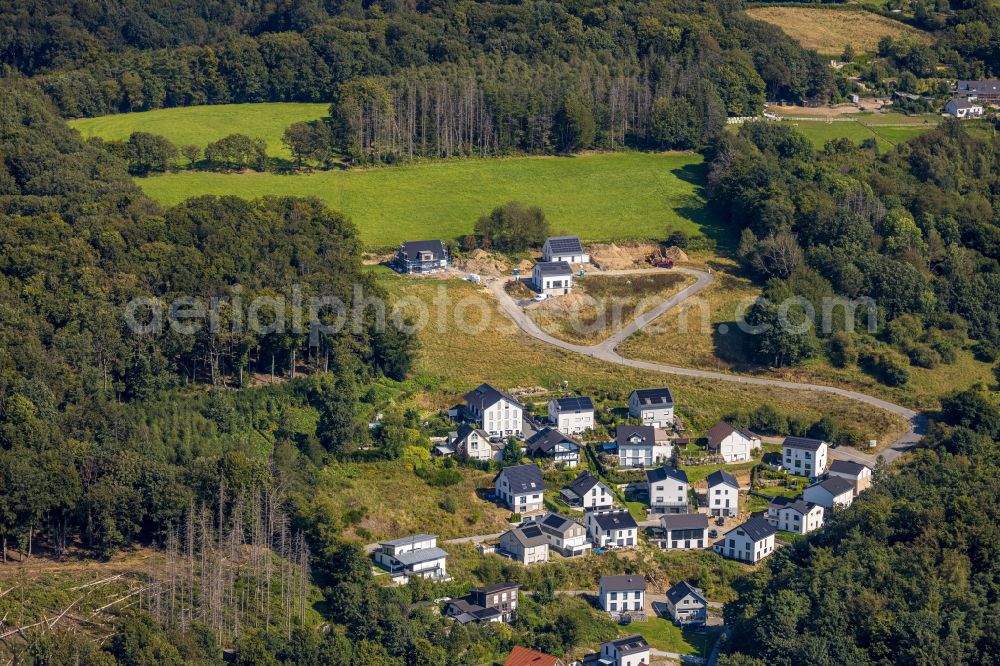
542 236 589 264
372 534 449 583
705 470 739 517
782 436 829 478
647 465 689 514
532 261 573 296
598 575 646 616
494 463 545 514
547 396 595 435
537 512 591 557
803 476 855 511
713 517 777 564
561 471 615 509
465 383 523 437
706 420 760 463
585 508 639 549
627 387 674 427
767 498 824 534
616 425 671 468
828 460 872 495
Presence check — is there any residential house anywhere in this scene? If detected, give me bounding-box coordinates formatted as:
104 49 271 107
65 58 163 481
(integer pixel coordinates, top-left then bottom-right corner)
547 396 595 435
664 581 707 625
503 646 565 666
542 236 589 264
616 425 671 468
706 421 760 463
767 498 824 534
449 423 502 462
537 512 591 557
945 98 984 118
782 436 829 478
598 575 646 616
582 635 651 666
525 428 580 468
803 476 855 511
495 464 546 513
956 79 1000 103
445 582 520 624
372 534 448 583
713 516 777 564
585 508 639 549
532 261 573 296
628 387 675 427
561 471 615 509
465 383 523 437
498 523 549 564
828 460 872 495
647 465 689 514
705 470 739 517
395 240 449 274
658 513 708 551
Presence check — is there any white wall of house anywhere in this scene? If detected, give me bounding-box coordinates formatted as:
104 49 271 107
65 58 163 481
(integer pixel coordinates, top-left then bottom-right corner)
548 402 594 435
586 514 638 548
714 431 759 463
803 484 854 510
707 482 738 517
579 482 614 509
775 506 824 534
618 443 671 468
660 527 707 550
477 398 522 437
498 532 549 564
458 430 497 461
667 593 707 624
532 268 572 295
627 396 674 427
829 467 872 495
650 478 689 512
542 524 590 557
783 443 828 478
599 588 644 614
715 530 775 564
495 478 544 514
600 642 650 666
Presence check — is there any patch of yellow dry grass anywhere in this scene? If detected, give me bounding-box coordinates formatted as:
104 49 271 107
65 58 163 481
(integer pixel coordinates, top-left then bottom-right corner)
745 7 930 55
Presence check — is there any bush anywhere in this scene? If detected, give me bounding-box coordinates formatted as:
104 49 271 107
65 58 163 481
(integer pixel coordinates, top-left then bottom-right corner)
827 331 857 368
439 495 458 513
472 201 550 253
666 229 689 248
860 347 910 386
906 343 940 369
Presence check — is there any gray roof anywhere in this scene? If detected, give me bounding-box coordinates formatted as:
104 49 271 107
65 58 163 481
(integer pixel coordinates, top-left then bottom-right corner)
454 422 490 442
778 499 817 516
811 476 855 496
465 383 521 412
589 509 638 531
399 240 446 260
666 580 706 606
617 424 655 447
631 387 674 407
392 546 448 566
609 634 649 656
829 460 869 476
706 470 738 489
539 511 581 535
533 261 573 276
730 516 776 542
380 534 437 547
600 575 647 592
948 97 978 110
647 465 688 485
767 496 796 509
661 513 708 531
957 79 1000 93
783 436 827 452
707 421 756 448
566 470 605 497
526 428 578 456
495 463 545 493
545 236 584 255
551 396 594 412
504 523 548 548
475 581 521 595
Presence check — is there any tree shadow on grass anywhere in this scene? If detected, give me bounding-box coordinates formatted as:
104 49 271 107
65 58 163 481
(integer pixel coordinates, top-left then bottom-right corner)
670 163 737 251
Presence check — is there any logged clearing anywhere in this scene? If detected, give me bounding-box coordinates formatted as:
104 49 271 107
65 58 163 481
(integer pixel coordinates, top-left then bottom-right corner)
745 7 930 55
68 102 329 158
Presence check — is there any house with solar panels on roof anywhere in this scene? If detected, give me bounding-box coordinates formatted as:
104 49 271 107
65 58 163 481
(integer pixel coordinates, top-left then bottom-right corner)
782 435 829 479
394 240 449 274
562 470 615 509
582 634 651 666
628 387 675 427
498 523 549 563
547 395 595 434
532 261 574 296
494 463 546 513
372 534 449 583
585 508 639 549
542 235 589 264
713 516 776 564
536 511 591 557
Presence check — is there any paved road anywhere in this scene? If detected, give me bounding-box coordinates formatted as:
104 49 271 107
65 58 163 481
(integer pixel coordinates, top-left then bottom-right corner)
487 267 924 457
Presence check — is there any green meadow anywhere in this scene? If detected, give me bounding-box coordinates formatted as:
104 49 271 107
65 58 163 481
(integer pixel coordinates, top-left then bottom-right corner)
68 102 329 158
137 152 713 248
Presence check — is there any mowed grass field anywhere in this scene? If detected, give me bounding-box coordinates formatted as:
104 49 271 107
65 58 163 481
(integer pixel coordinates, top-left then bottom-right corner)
745 6 931 55
68 102 329 158
138 152 711 247
789 120 932 149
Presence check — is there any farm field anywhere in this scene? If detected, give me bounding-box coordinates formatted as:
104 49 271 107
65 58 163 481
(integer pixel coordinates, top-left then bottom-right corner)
782 119 935 149
68 102 329 159
745 6 931 55
137 152 712 248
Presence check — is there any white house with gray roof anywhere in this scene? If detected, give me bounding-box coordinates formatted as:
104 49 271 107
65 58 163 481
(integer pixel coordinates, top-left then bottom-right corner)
372 534 449 583
498 523 549 564
767 498 824 535
945 97 984 118
647 465 689 513
665 581 707 625
537 512 591 557
562 471 615 509
628 387 674 427
449 423 503 462
547 396 594 435
713 516 776 564
598 575 646 616
525 427 580 468
532 261 573 296
705 470 739 517
465 383 523 437
803 476 855 511
616 424 671 468
542 236 589 264
585 508 638 549
782 436 829 478
495 463 545 514
828 460 872 495
658 512 708 551
584 635 650 666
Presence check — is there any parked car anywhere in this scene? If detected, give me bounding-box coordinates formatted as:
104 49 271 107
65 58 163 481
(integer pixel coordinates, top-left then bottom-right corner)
709 529 718 538
532 293 548 301
715 517 725 526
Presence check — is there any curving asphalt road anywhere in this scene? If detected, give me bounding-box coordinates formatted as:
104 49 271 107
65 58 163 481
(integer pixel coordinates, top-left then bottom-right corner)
487 266 925 464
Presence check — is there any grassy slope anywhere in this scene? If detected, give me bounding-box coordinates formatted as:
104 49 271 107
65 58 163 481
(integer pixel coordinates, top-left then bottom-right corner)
68 102 329 158
745 6 931 55
136 152 710 248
